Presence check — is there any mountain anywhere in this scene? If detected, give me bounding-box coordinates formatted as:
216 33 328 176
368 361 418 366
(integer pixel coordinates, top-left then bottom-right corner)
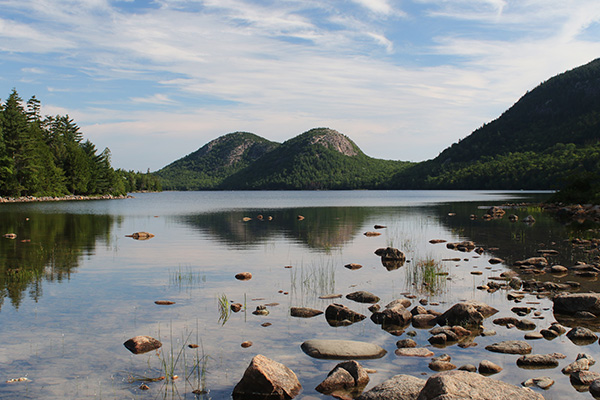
390 58 600 189
154 132 280 190
219 128 411 190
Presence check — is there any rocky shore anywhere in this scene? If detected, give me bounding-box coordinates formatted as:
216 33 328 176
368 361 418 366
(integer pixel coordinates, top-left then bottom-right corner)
0 194 134 203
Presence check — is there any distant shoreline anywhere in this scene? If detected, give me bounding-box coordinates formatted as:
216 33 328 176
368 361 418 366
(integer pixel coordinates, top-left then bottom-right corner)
0 194 134 204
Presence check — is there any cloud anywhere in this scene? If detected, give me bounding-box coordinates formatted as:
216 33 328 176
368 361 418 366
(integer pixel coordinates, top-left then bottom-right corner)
2 0 600 171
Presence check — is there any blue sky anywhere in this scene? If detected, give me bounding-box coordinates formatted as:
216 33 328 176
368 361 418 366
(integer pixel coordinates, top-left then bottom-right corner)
1 0 600 171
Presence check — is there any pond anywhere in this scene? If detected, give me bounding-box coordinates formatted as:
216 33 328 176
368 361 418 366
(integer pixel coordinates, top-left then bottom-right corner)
0 190 598 400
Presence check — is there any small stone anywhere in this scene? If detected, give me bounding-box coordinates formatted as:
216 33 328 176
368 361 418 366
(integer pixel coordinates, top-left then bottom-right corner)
290 307 323 318
479 360 502 375
346 291 380 304
429 360 456 372
524 332 544 340
235 272 252 281
124 336 162 355
458 364 477 372
345 263 363 270
566 327 598 345
241 341 252 348
139 383 150 390
319 294 343 299
154 300 175 305
522 377 554 390
364 231 382 237
396 339 417 348
394 348 435 357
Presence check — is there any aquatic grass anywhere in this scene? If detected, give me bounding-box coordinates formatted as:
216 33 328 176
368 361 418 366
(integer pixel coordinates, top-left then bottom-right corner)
290 258 336 303
168 266 206 291
406 257 448 296
126 325 210 399
217 293 230 326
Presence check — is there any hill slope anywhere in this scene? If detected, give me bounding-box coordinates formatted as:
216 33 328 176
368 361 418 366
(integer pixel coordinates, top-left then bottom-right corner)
390 58 600 189
220 128 411 190
154 132 280 190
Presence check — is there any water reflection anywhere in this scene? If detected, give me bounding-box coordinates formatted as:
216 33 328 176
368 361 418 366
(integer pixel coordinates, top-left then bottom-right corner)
0 211 116 311
180 207 371 250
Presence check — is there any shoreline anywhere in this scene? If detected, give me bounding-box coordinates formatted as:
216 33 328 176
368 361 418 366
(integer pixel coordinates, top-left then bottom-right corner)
0 194 134 204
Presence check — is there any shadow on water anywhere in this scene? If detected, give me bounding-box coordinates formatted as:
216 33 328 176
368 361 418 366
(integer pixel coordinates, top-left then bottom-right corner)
179 207 372 251
0 211 116 311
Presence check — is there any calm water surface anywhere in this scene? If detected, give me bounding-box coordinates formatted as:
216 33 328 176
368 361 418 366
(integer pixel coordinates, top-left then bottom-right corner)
0 191 598 400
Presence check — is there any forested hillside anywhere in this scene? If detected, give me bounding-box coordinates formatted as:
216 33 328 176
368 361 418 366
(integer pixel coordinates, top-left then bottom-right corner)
219 128 412 189
0 89 160 197
390 58 600 189
154 132 279 190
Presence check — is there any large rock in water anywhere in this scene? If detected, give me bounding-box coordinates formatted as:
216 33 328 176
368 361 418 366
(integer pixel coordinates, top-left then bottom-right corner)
357 374 426 400
553 293 600 316
325 303 366 326
301 339 387 360
316 360 370 398
416 370 544 400
123 335 162 354
232 354 301 400
435 301 498 327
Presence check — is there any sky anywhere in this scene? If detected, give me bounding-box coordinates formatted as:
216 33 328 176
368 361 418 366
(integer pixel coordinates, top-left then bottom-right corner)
1 0 600 172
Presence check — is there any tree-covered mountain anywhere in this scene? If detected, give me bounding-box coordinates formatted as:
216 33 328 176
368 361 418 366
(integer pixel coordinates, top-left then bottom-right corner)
0 89 161 197
219 128 411 189
154 132 280 190
390 58 600 189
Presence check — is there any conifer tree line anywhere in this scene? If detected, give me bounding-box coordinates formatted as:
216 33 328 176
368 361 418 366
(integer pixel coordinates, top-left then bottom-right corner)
0 89 161 197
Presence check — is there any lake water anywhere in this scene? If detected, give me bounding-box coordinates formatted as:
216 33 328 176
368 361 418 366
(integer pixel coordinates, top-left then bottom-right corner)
0 190 598 399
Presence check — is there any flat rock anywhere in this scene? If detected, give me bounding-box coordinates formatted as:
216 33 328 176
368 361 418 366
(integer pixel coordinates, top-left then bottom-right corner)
522 377 554 390
356 374 425 400
232 354 301 400
301 339 387 360
235 272 252 281
485 340 532 355
290 307 323 318
346 291 380 304
394 348 434 357
516 354 560 369
429 360 456 372
418 370 544 399
524 332 543 340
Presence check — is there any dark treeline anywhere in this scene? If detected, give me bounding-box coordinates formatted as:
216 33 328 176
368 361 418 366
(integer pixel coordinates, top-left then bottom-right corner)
0 89 161 197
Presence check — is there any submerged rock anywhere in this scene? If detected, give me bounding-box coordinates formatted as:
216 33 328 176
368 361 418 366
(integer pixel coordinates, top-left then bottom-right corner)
232 354 301 400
